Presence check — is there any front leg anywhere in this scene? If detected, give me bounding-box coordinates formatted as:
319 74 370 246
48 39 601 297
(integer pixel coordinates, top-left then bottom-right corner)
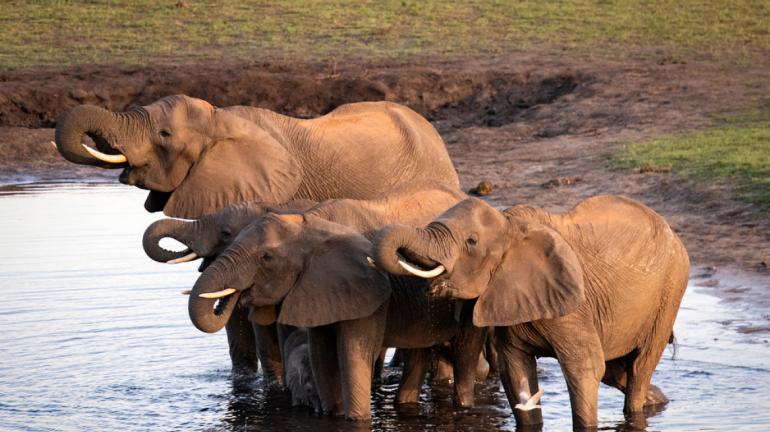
496 327 543 428
308 325 343 416
253 322 283 385
336 303 388 420
225 305 259 375
396 348 431 404
452 301 488 408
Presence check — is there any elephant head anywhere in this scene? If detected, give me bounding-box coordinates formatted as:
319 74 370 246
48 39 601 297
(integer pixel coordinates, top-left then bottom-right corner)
188 213 390 333
54 95 301 218
142 199 318 270
371 198 586 327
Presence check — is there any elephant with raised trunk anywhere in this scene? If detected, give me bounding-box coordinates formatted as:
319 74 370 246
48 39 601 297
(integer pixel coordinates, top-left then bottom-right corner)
371 195 689 430
143 182 468 381
55 94 459 374
54 95 458 218
187 214 486 420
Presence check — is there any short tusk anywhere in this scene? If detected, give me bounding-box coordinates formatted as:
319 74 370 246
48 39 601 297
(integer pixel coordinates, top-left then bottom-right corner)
397 259 445 278
180 289 191 295
199 288 237 299
167 252 198 264
81 143 127 164
366 256 378 269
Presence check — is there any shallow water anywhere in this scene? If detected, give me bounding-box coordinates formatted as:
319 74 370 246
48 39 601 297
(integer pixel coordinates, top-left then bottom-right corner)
0 183 768 431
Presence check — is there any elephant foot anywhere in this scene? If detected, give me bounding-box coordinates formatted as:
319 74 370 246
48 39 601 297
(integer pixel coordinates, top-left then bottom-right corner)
644 384 669 406
453 390 476 410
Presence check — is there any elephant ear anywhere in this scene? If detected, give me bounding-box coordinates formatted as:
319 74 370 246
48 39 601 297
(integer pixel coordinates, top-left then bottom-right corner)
163 119 301 218
278 234 392 327
473 224 585 327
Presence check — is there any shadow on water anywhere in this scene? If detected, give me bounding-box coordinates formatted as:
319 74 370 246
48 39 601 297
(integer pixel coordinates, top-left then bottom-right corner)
0 183 769 431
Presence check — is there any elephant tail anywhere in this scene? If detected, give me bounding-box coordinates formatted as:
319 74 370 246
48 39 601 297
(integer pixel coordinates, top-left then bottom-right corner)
668 331 679 360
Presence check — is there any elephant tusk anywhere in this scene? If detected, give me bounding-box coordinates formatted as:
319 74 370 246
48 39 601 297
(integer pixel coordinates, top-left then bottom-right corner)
167 252 198 264
199 288 237 299
50 141 58 150
180 289 191 295
81 143 127 164
397 259 445 278
366 256 378 269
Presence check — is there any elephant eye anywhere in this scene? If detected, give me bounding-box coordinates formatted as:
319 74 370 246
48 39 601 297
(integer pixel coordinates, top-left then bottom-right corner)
260 252 273 262
466 234 478 246
220 228 232 240
159 129 172 138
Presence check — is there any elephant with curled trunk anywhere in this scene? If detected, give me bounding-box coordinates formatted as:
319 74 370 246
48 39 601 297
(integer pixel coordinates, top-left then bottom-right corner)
371 195 690 430
188 214 486 420
55 94 460 374
143 182 470 382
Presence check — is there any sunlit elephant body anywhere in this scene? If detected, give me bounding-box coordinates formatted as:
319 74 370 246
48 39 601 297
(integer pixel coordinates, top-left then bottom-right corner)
372 195 690 429
188 214 486 420
143 183 469 382
57 95 459 374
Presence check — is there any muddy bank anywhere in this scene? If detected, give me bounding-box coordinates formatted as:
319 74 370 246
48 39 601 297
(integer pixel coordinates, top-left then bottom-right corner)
1 54 769 281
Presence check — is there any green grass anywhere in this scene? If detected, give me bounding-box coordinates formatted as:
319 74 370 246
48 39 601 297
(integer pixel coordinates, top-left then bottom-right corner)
614 106 770 211
0 0 768 70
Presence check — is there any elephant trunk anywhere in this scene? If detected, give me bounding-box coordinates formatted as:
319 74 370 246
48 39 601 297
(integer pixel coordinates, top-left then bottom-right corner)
372 223 456 277
188 264 240 333
142 218 197 263
54 105 144 167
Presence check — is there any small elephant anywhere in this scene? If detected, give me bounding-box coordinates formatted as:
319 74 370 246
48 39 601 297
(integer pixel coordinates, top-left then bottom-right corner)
188 214 486 420
54 95 459 219
282 328 321 412
143 182 467 380
372 195 690 429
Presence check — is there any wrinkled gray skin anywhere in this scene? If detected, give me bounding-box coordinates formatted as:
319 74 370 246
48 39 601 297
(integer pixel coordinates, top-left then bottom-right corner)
189 215 486 420
282 328 321 412
372 196 690 430
143 182 467 380
54 95 459 219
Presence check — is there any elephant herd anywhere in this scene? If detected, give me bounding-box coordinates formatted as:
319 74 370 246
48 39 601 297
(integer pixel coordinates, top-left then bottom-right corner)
53 95 690 430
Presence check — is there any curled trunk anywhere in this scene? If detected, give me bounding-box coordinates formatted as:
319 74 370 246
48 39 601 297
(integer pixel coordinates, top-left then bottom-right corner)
372 224 453 275
189 271 240 333
142 218 195 263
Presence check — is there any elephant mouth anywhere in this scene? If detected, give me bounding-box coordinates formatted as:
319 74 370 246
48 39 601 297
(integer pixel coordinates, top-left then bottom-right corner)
395 249 448 279
144 190 172 212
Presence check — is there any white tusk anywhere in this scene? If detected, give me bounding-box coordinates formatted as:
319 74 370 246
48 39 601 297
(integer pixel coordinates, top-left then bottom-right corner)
81 143 127 164
180 289 191 295
397 259 445 278
366 256 378 268
199 288 237 299
167 252 198 264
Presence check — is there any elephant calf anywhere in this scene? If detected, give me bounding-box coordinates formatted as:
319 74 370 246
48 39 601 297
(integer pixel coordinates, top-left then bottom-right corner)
283 328 321 412
372 195 690 430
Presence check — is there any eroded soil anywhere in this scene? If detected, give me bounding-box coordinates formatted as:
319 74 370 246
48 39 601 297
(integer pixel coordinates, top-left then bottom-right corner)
1 51 768 286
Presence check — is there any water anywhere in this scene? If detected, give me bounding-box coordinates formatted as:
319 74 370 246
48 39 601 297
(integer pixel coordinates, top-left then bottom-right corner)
0 183 768 431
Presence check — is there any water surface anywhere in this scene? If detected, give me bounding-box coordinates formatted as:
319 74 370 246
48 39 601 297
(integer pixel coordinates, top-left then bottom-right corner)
0 184 768 431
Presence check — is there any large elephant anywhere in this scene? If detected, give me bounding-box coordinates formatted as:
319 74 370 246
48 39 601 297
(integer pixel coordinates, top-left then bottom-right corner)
143 182 467 380
371 195 690 430
187 214 486 420
55 94 460 373
53 95 459 219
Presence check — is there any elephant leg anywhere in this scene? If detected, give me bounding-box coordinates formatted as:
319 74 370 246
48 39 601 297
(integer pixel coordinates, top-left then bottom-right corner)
396 348 431 404
373 347 388 384
253 323 283 385
496 327 543 428
602 357 669 408
452 305 487 408
551 330 605 430
485 331 499 377
277 324 299 384
336 304 387 421
624 339 672 414
309 325 343 416
225 305 259 375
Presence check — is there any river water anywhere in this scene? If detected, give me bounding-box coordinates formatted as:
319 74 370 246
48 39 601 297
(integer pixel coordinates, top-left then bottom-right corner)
0 183 768 431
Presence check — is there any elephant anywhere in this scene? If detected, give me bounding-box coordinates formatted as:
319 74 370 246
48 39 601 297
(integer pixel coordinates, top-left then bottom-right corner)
371 195 690 430
53 95 459 219
142 182 467 381
55 94 460 374
282 327 321 412
187 213 487 420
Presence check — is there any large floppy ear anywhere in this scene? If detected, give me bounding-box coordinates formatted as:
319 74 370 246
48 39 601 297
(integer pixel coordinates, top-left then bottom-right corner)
163 117 301 218
473 224 585 327
278 234 392 327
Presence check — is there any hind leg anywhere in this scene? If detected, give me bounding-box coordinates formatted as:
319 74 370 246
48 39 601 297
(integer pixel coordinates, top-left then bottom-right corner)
602 358 669 407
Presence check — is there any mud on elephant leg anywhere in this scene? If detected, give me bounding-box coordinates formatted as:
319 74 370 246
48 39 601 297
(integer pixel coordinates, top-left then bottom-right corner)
226 306 259 375
396 349 431 404
496 328 543 428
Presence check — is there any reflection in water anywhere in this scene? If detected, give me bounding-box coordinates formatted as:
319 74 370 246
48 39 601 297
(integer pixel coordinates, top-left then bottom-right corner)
0 184 768 431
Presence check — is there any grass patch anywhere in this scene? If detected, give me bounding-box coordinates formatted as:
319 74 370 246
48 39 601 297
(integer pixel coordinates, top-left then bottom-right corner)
0 0 768 70
614 106 770 211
